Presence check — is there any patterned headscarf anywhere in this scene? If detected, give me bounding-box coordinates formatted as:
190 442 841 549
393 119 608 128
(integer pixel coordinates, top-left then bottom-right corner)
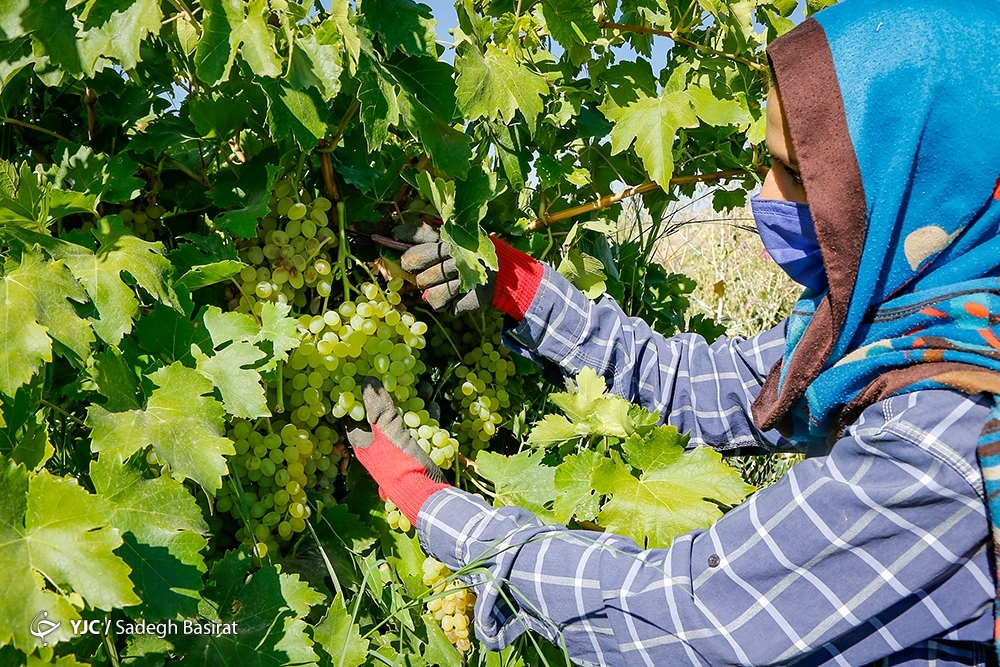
749 0 1000 647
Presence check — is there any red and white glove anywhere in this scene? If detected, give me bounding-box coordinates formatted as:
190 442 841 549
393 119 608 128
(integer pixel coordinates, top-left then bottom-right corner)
346 377 450 524
394 222 544 320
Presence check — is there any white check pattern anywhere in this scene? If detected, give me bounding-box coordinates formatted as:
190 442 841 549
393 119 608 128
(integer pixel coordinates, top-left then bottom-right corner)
418 268 997 667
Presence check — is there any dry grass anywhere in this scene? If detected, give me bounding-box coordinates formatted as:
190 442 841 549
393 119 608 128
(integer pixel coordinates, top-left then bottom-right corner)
655 206 802 339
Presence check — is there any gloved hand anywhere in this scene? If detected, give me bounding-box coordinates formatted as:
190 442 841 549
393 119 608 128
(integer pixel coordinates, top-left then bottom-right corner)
394 221 545 321
346 377 450 524
395 221 495 314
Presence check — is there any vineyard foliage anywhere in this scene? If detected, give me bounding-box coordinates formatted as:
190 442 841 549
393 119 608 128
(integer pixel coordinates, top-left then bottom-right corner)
0 0 816 664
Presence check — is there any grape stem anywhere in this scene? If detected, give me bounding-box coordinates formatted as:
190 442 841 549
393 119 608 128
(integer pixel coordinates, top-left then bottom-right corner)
275 360 285 414
337 200 350 302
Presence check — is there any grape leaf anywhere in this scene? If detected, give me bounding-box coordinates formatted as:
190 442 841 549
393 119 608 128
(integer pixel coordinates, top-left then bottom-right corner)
538 0 601 48
475 450 556 517
421 614 462 667
209 149 282 238
87 363 235 493
526 413 579 448
195 341 268 419
0 458 139 652
686 85 751 128
608 90 699 189
397 93 472 180
287 23 343 101
258 78 329 150
195 0 282 85
27 654 90 667
592 432 754 547
79 0 162 72
257 301 300 365
455 43 548 135
358 68 399 151
67 217 179 345
134 301 212 365
364 0 438 58
314 593 368 667
51 145 144 204
91 454 209 620
0 248 94 397
557 248 607 299
553 449 604 523
0 386 53 470
172 549 321 666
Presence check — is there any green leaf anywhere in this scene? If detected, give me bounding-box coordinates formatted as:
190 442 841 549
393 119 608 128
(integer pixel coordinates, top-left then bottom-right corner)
328 3 360 75
557 248 606 299
92 454 208 620
51 145 144 205
0 458 139 651
79 0 162 71
70 217 178 345
134 301 212 366
195 340 268 419
90 348 141 411
806 0 838 16
287 23 343 101
364 0 438 58
175 260 243 291
538 0 601 48
475 450 556 517
257 301 300 365
172 550 320 666
209 148 282 238
421 614 462 667
358 68 399 151
0 248 94 397
0 386 53 470
553 449 604 523
608 90 699 189
195 0 282 85
314 593 368 667
87 363 236 493
686 85 751 128
444 165 500 289
527 413 579 448
593 431 754 547
258 78 329 150
455 43 548 135
397 92 472 180
384 53 459 123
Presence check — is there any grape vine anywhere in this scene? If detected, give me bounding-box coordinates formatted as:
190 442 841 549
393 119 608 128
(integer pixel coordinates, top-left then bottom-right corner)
0 0 805 664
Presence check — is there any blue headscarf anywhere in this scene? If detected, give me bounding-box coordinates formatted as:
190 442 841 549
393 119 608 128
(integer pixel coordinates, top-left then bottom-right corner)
749 0 1000 649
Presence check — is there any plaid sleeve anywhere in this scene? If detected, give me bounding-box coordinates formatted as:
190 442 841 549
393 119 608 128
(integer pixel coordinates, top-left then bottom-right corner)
502 266 794 451
419 389 995 667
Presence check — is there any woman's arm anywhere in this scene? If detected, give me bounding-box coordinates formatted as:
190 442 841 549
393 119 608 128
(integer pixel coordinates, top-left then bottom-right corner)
504 263 792 451
418 390 994 666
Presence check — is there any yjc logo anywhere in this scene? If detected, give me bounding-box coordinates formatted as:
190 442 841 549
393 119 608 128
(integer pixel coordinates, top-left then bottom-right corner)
29 611 61 646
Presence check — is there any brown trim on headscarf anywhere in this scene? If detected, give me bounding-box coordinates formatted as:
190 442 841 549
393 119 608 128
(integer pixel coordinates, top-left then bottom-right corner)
752 18 869 434
829 362 981 444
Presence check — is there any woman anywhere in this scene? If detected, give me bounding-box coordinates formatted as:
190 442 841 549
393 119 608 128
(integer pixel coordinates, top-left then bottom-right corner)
349 0 1000 664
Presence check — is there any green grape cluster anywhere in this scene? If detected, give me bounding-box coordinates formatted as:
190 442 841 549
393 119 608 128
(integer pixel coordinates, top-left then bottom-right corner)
230 177 339 317
217 419 342 558
451 334 515 452
108 200 166 241
282 279 429 426
423 557 475 653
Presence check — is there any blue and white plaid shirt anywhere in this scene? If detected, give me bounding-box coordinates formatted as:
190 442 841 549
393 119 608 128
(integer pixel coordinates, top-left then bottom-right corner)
417 267 997 667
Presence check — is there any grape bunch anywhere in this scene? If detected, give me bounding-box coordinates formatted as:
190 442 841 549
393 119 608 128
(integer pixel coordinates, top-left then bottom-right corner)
217 419 342 559
281 280 429 426
423 557 475 652
229 177 339 317
451 335 515 453
113 200 167 241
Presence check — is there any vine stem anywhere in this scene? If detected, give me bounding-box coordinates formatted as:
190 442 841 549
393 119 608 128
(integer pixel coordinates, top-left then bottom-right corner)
336 201 350 301
318 98 361 153
1 116 72 143
526 168 762 231
601 21 769 73
305 520 343 599
39 399 87 428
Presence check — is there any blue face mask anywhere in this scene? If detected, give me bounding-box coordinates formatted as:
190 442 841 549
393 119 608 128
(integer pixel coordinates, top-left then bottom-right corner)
750 195 827 293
